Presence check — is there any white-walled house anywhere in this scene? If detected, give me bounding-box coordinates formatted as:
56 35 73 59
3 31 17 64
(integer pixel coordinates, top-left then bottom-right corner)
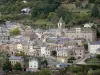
29 57 48 71
88 41 100 54
29 59 39 71
40 46 50 57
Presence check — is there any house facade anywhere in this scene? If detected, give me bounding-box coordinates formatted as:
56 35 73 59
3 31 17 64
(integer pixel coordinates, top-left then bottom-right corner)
29 59 39 71
9 55 24 67
88 41 100 54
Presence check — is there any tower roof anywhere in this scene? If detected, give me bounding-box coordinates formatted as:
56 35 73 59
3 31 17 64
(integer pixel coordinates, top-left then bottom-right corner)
58 17 64 23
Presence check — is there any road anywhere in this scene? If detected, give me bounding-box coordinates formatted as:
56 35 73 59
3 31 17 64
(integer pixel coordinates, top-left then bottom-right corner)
74 53 91 65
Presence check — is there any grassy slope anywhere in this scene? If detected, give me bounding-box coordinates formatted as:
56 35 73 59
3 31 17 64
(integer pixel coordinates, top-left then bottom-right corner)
34 19 54 25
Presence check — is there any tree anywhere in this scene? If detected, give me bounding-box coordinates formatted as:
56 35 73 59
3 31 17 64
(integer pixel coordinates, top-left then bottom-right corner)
13 62 22 71
96 29 100 38
64 11 72 24
56 6 68 19
41 59 48 68
96 54 100 59
83 42 88 50
15 51 26 59
0 0 8 4
75 1 81 7
88 0 95 3
31 0 61 19
47 12 55 21
88 69 100 75
68 65 83 73
56 6 72 24
38 68 52 75
95 0 100 4
9 28 20 36
79 12 90 21
67 57 76 63
3 60 12 71
91 5 99 17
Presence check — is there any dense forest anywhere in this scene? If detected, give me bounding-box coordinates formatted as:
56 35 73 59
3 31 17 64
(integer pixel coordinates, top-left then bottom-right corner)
0 0 100 29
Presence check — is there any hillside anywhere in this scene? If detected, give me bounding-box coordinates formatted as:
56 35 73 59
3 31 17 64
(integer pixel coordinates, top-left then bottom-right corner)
0 0 100 29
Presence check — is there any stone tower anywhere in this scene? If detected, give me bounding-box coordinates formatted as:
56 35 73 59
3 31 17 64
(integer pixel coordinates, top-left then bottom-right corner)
58 17 65 29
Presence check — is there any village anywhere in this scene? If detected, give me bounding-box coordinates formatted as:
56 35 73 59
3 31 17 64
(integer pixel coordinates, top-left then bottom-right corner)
0 17 99 73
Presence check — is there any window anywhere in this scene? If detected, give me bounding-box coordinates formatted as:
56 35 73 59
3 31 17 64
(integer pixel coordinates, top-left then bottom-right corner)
72 35 74 37
77 35 78 38
58 54 59 55
74 50 75 52
64 54 65 56
34 65 36 67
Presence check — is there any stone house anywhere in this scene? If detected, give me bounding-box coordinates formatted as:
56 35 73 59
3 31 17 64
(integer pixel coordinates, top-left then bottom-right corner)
88 41 100 54
9 55 24 67
72 47 85 59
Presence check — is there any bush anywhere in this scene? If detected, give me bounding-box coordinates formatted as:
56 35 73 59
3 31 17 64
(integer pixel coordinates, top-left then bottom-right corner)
88 0 95 3
67 57 76 63
38 68 52 75
68 65 83 73
13 62 22 71
88 69 100 75
9 28 20 36
75 2 81 8
3 60 12 71
95 0 100 4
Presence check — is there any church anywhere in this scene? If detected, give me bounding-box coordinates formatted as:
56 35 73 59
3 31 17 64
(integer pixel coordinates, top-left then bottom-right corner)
43 17 97 42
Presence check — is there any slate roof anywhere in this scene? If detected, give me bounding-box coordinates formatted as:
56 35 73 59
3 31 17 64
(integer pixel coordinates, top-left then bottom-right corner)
64 27 96 33
47 29 60 32
9 56 22 60
46 37 70 44
58 17 64 23
90 41 100 45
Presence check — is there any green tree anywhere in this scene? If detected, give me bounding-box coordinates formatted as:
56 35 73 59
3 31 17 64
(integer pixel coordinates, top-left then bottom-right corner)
88 0 95 3
0 0 8 4
79 12 90 20
41 59 48 68
56 6 72 23
95 0 100 4
56 6 67 19
47 12 55 21
3 60 12 71
75 1 81 7
83 42 88 50
15 51 26 59
13 62 22 71
88 69 100 75
31 0 61 19
9 28 20 36
68 65 83 73
38 68 52 75
67 57 76 63
96 54 100 59
91 5 99 17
